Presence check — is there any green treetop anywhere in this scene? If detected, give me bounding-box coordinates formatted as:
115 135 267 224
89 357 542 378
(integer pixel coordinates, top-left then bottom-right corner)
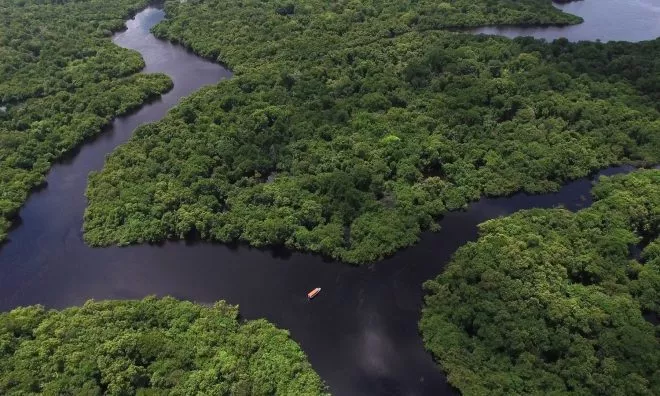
420 169 660 395
0 297 327 395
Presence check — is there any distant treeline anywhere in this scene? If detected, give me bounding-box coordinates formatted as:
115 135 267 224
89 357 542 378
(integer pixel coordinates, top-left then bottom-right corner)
84 0 659 263
0 0 172 242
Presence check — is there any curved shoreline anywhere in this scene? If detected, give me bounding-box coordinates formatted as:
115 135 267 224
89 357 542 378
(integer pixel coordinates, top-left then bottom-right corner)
470 0 660 42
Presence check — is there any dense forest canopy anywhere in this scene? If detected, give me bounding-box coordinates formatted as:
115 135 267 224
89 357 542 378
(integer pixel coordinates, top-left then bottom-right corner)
420 169 660 395
84 0 660 264
0 0 172 242
0 297 326 395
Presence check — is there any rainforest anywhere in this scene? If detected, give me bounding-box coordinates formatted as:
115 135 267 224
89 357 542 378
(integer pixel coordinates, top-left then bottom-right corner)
0 297 326 395
83 0 659 264
0 0 658 395
0 0 172 242
420 169 660 395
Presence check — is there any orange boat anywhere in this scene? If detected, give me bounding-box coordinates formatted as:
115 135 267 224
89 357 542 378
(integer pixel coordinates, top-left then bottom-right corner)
307 287 321 299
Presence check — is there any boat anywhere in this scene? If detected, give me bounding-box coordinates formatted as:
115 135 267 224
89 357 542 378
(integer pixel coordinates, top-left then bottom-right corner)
307 287 321 299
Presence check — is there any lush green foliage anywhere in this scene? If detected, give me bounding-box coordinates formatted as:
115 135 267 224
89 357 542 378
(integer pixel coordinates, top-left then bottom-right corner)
0 297 326 395
84 0 659 263
420 169 660 395
0 0 172 242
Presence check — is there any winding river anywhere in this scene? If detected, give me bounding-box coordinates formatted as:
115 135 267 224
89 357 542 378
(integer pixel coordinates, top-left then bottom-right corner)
0 1 657 395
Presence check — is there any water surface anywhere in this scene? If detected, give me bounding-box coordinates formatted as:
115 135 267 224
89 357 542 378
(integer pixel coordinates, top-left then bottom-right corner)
0 3 656 396
472 0 660 42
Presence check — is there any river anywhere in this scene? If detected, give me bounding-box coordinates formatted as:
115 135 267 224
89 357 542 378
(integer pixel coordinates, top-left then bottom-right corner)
0 2 656 396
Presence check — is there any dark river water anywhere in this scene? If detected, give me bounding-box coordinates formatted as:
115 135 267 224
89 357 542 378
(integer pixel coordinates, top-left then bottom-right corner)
0 2 657 396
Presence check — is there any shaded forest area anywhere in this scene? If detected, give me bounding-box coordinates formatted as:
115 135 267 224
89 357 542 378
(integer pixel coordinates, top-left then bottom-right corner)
420 169 660 395
0 0 172 242
0 297 327 395
84 0 659 263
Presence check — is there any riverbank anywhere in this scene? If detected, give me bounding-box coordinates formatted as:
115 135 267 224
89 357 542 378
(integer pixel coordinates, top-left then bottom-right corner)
471 0 660 42
0 0 175 245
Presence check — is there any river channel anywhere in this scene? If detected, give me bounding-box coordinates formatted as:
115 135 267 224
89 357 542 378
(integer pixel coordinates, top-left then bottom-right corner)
0 1 657 395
